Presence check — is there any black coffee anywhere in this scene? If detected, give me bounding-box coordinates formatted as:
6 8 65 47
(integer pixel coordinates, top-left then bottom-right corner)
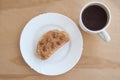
82 5 107 31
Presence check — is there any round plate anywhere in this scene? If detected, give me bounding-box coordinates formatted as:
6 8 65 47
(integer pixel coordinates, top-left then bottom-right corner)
20 13 83 76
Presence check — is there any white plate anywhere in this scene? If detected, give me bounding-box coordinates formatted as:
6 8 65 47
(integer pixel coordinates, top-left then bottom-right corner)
20 13 83 76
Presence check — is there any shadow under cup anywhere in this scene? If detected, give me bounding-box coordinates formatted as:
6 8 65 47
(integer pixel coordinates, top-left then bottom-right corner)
81 3 110 31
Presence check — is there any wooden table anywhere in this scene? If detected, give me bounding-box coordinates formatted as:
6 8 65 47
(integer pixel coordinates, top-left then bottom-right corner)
0 0 120 80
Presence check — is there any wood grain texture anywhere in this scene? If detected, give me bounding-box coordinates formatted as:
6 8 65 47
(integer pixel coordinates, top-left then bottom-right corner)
0 0 120 80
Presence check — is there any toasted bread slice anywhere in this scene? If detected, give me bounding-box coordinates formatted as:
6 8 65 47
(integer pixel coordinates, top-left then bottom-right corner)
36 30 69 60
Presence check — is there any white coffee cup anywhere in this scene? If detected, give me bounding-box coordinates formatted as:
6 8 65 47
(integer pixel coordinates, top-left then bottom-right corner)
79 1 111 42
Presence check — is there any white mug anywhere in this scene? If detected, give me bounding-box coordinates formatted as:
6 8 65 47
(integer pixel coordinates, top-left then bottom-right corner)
79 1 111 42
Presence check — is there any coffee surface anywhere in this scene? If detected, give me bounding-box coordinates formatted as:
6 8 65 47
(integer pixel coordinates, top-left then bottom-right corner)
82 5 107 31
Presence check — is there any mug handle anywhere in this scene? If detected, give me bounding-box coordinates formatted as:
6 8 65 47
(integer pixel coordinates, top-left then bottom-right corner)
98 30 111 42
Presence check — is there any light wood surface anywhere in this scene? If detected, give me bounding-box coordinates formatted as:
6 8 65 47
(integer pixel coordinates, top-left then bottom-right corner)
0 0 120 80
